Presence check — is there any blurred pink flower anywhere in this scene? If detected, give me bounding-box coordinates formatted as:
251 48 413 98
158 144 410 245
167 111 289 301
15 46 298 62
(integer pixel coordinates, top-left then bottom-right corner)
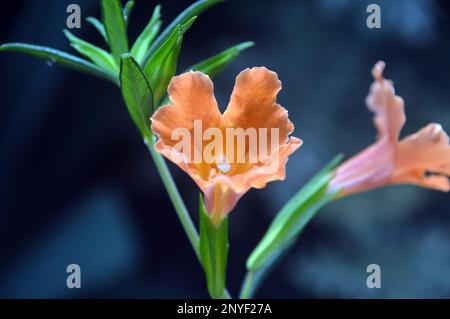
330 61 450 197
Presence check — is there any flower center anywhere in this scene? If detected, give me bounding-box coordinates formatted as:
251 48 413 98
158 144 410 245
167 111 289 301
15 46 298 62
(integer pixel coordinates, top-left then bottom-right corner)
215 155 231 174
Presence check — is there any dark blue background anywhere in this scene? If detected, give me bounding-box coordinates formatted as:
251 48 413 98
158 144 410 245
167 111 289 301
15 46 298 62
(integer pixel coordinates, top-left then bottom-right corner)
0 0 449 298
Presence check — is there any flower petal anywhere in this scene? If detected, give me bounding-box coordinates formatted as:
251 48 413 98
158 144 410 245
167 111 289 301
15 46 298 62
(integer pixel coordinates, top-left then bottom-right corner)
238 136 303 189
330 61 404 196
203 137 302 218
329 139 395 195
366 61 406 142
151 71 222 149
151 71 223 181
392 123 450 191
222 67 294 147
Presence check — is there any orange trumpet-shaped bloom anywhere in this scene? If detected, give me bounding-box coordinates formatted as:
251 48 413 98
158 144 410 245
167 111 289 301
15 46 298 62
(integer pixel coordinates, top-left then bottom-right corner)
330 61 450 197
151 67 302 225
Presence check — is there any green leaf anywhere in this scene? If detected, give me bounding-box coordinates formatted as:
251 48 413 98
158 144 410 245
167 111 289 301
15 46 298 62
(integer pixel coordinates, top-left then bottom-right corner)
246 154 343 271
101 0 129 62
0 43 117 83
86 17 108 44
199 194 229 299
63 29 118 73
240 240 294 299
143 17 196 106
187 41 254 78
131 5 162 64
143 0 223 66
123 0 135 28
119 54 153 139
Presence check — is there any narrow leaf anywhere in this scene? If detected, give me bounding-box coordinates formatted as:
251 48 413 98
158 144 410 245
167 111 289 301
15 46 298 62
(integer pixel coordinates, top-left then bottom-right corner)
143 0 223 65
199 195 228 299
101 0 129 61
143 17 196 106
240 240 294 299
0 43 117 83
187 41 254 78
131 5 162 64
246 154 343 271
123 0 135 28
119 54 153 138
63 29 118 73
86 17 108 44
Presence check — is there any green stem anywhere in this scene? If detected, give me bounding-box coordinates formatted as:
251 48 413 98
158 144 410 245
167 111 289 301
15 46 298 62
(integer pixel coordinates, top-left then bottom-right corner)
239 271 255 299
239 268 271 299
145 137 232 299
146 137 200 259
223 289 231 299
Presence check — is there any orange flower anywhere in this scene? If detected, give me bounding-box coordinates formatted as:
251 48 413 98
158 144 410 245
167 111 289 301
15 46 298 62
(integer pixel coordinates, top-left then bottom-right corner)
151 67 302 225
330 61 450 197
